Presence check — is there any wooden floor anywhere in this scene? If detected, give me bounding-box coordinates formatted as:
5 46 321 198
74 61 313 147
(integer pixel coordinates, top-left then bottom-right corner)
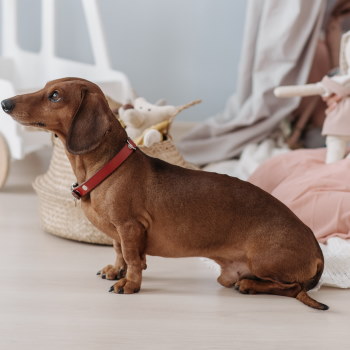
1 147 350 350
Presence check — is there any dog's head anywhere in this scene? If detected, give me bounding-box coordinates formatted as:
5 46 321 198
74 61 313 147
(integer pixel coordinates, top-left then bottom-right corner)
1 77 115 155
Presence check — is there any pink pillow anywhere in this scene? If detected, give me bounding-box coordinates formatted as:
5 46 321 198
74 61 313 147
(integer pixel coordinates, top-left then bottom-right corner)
249 148 350 243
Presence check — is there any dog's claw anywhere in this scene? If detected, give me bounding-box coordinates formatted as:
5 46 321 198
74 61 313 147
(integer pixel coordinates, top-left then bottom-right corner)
96 270 101 275
102 274 106 279
117 287 124 294
109 286 114 293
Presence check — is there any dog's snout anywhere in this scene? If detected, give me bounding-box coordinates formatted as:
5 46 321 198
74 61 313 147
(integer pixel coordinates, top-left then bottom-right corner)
1 99 15 113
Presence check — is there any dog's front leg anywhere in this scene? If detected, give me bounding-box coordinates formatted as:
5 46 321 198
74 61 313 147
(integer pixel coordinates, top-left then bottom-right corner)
109 221 145 294
97 240 127 280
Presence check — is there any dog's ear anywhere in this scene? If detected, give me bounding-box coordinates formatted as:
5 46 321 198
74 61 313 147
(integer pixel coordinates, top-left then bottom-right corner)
66 90 110 155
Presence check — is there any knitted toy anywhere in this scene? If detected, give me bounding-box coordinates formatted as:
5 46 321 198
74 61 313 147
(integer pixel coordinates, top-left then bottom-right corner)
118 97 201 147
274 31 350 164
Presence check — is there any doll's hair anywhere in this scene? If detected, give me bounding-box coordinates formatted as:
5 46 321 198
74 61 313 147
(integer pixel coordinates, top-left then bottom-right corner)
339 30 350 74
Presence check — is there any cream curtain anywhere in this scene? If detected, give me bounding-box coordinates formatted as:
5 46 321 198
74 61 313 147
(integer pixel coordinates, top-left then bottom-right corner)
178 0 327 165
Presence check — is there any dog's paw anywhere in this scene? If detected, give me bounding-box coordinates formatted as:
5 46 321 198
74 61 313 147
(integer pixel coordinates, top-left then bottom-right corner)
234 280 257 295
109 278 141 294
96 264 126 280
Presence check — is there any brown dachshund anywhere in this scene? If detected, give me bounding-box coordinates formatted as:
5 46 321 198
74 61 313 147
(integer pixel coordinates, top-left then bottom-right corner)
2 78 328 310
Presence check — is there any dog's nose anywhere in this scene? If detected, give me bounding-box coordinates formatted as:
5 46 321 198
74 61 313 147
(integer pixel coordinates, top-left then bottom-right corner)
1 99 15 113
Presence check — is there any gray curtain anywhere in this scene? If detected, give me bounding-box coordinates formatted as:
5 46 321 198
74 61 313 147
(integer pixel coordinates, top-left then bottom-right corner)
178 0 326 165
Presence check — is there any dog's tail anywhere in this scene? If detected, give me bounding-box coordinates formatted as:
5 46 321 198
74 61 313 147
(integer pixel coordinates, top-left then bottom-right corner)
296 290 329 310
296 259 328 310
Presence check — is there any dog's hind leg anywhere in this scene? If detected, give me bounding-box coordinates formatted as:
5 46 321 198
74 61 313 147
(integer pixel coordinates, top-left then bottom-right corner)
217 265 238 288
235 278 328 310
214 258 252 288
235 278 301 296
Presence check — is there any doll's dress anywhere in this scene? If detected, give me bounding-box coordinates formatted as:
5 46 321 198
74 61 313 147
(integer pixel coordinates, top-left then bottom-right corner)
321 76 350 136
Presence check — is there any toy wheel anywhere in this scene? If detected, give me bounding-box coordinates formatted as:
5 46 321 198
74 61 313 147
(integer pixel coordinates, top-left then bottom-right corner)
0 132 10 189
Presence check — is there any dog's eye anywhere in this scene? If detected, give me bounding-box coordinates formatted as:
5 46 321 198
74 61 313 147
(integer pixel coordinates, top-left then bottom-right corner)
48 90 61 102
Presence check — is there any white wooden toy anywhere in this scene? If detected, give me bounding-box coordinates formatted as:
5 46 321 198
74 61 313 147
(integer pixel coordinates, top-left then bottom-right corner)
0 0 134 189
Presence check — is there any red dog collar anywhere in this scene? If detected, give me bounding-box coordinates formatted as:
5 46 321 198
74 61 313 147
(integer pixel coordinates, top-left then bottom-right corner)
71 138 137 200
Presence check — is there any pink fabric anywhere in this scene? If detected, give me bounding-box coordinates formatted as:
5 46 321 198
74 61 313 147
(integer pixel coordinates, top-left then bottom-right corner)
321 76 350 136
249 148 350 243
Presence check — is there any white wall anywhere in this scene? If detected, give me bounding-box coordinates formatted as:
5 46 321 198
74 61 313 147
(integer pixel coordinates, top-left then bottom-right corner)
1 0 246 121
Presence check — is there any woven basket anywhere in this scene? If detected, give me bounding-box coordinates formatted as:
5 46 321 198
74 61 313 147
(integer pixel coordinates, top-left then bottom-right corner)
33 136 198 244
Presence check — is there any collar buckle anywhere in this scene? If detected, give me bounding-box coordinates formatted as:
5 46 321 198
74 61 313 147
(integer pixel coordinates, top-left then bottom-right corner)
71 182 82 200
127 138 137 150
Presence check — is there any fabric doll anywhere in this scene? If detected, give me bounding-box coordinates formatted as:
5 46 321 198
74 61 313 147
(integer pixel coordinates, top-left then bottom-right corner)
274 31 350 163
119 97 201 147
